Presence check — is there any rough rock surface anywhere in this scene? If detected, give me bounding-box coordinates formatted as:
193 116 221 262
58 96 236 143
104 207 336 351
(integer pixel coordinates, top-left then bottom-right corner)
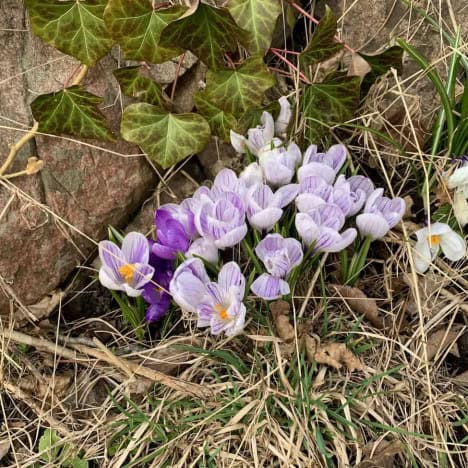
0 2 157 316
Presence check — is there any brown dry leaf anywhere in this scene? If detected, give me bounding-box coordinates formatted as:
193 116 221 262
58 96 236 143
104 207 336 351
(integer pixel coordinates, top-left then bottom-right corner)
270 300 295 342
0 439 11 461
333 285 385 329
348 53 371 78
454 370 468 384
27 290 64 322
357 439 404 468
426 326 464 361
18 372 72 399
434 179 451 206
403 195 414 219
306 337 362 372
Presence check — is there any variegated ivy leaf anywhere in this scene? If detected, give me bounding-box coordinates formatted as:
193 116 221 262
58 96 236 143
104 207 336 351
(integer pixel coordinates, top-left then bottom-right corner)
104 0 187 64
121 104 211 168
199 56 275 117
31 86 115 141
113 66 170 109
301 73 360 143
226 0 282 55
194 92 240 141
160 2 248 70
299 6 343 67
25 0 113 67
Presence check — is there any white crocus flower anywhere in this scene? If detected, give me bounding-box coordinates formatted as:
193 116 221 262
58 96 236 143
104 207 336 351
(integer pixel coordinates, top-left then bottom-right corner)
413 222 466 273
448 164 468 227
274 96 292 137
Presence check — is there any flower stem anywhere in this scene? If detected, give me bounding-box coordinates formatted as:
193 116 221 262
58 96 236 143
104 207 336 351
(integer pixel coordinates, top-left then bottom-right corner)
242 238 263 274
345 236 372 286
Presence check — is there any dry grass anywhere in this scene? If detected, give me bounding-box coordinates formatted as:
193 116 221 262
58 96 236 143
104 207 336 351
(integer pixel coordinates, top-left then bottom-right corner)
1 2 468 467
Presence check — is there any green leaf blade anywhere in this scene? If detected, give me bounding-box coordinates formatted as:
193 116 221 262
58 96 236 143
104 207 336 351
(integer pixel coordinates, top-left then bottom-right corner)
104 1 187 64
201 56 275 117
25 0 113 67
121 103 211 168
113 66 170 108
160 3 248 70
302 74 361 143
299 6 343 67
31 86 115 141
227 0 282 55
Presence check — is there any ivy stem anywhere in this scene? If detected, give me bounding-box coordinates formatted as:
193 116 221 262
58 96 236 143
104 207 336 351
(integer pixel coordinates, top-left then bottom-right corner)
171 53 185 102
71 64 88 86
269 48 311 84
0 121 39 176
288 2 356 54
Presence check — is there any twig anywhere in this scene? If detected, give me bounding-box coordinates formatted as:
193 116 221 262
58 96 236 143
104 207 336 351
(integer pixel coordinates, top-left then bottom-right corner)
171 53 185 102
71 64 89 86
0 121 39 176
269 49 311 84
1 329 212 399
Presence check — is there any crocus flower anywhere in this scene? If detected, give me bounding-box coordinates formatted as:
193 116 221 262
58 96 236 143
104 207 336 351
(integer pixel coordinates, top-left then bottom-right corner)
194 191 248 249
356 188 405 240
298 144 347 184
334 175 375 216
239 162 264 188
99 232 154 297
259 143 301 187
197 262 246 336
152 208 191 259
295 204 357 252
448 163 468 227
187 237 219 263
142 257 173 322
413 222 466 273
275 96 292 137
230 111 281 156
245 183 298 231
169 258 210 314
250 234 303 300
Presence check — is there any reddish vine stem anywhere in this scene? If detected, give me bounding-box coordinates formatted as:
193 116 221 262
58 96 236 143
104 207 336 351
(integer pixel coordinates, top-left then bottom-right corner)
289 2 356 54
171 53 185 102
269 49 311 84
270 47 300 56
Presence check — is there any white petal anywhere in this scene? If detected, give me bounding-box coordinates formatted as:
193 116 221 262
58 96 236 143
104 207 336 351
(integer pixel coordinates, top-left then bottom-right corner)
440 230 466 261
453 190 468 227
275 96 292 136
448 165 468 189
99 267 124 291
230 130 247 153
413 239 433 273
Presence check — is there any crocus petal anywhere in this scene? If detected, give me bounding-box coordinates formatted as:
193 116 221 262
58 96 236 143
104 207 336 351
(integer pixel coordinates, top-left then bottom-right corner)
440 230 466 261
197 303 213 327
187 237 219 263
448 165 468 189
324 144 347 171
255 233 283 264
453 190 468 227
223 302 246 336
261 156 294 186
121 232 149 264
123 284 144 297
297 162 336 184
303 144 318 165
218 262 245 299
296 194 327 213
214 224 248 249
214 168 239 192
260 111 275 143
275 96 292 136
145 296 171 322
152 242 178 260
99 267 124 291
249 207 283 231
413 239 432 273
284 237 304 268
315 227 357 253
132 263 155 290
230 130 247 153
99 241 124 274
273 184 299 208
295 212 320 246
347 175 375 198
239 162 263 188
356 213 390 240
250 273 290 300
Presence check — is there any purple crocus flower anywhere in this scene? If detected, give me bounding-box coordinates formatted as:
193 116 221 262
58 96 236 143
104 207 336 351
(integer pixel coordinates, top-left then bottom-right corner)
187 237 219 263
99 232 154 297
295 205 357 252
259 143 302 187
169 258 210 314
152 208 191 260
197 262 246 336
298 144 347 184
250 234 303 300
334 175 375 216
356 188 406 239
194 190 248 249
245 183 298 231
142 257 173 322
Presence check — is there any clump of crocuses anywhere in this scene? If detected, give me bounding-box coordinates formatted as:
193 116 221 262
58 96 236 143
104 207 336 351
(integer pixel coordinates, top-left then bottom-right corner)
98 97 405 336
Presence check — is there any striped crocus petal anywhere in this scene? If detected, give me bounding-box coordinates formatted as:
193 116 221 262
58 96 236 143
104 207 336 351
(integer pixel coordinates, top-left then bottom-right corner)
250 273 290 300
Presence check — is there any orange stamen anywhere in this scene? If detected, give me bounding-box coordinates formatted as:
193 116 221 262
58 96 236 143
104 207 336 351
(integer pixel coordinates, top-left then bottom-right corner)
429 234 441 246
214 303 228 320
118 263 136 283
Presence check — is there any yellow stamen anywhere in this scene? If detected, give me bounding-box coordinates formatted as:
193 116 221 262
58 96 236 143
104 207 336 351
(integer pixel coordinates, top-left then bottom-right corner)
119 263 136 283
214 303 228 320
428 234 441 246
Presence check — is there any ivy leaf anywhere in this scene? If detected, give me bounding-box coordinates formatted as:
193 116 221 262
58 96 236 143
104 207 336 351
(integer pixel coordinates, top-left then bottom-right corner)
121 103 211 168
299 6 343 67
104 1 187 64
113 66 170 109
359 46 404 95
31 86 115 141
25 0 113 67
200 56 275 117
194 92 240 141
160 2 248 70
38 429 61 463
302 73 361 143
226 0 282 55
